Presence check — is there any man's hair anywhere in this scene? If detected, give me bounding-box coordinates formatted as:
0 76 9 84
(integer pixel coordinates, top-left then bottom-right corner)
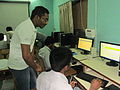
50 47 72 72
31 6 49 19
44 36 55 46
6 26 13 31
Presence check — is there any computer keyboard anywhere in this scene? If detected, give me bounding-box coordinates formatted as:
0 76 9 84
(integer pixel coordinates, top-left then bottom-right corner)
75 54 91 60
76 72 109 88
103 84 120 90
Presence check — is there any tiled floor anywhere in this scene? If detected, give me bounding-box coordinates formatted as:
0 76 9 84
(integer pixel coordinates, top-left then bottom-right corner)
0 79 14 90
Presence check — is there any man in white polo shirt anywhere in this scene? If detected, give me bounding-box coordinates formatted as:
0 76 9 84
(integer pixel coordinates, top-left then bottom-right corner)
8 6 49 90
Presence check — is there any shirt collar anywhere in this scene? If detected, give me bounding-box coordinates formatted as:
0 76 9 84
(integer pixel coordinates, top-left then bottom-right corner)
50 70 68 83
28 18 37 33
44 46 51 51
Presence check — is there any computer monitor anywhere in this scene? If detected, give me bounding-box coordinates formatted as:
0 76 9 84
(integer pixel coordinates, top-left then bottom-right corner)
0 33 7 41
51 32 64 42
74 29 86 45
77 38 93 54
100 41 120 67
0 33 7 49
60 33 75 47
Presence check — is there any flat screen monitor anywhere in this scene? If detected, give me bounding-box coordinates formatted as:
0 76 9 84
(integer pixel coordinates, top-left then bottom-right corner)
0 33 7 41
78 38 93 54
74 29 86 45
51 32 64 42
100 41 120 66
60 33 75 47
3 34 7 41
0 34 7 49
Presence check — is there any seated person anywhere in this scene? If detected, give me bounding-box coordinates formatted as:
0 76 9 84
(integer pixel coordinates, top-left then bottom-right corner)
38 36 55 70
5 26 14 48
37 47 102 90
6 26 14 39
0 33 8 49
36 32 47 49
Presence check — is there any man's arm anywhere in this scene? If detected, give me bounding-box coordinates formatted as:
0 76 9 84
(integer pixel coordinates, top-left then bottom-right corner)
21 44 42 72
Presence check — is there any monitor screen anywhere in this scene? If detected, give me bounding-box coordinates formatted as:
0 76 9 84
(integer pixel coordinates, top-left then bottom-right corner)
52 32 64 42
100 41 120 63
78 38 93 52
0 34 8 49
74 29 86 45
100 41 120 67
0 33 7 41
60 33 74 47
4 34 7 41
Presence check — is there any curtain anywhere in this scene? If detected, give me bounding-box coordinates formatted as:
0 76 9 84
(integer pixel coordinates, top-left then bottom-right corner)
59 1 73 33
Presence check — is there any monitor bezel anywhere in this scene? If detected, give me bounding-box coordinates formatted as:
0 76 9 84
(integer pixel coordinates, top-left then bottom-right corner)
60 33 74 47
77 37 94 52
99 41 120 63
52 32 64 43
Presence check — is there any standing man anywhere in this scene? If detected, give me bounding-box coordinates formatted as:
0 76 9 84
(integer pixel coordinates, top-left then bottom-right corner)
8 6 49 90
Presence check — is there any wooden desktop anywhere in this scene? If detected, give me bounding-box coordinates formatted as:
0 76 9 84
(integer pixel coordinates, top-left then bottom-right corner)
70 48 120 89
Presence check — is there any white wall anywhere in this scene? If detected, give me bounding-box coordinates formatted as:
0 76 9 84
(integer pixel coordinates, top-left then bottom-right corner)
0 1 29 49
0 2 29 33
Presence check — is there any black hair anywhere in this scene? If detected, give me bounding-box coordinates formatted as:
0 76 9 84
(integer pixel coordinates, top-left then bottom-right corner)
50 47 72 72
44 36 55 46
0 33 4 41
6 26 13 31
31 6 49 19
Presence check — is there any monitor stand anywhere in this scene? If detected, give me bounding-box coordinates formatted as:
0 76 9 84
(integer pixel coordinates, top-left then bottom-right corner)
81 50 90 55
106 61 118 67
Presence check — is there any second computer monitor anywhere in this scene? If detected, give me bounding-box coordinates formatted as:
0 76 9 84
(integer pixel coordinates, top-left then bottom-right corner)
78 38 93 54
100 41 120 66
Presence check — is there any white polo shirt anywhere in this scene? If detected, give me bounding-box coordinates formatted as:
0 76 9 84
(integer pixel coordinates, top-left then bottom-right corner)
37 70 73 90
8 18 37 70
38 46 51 70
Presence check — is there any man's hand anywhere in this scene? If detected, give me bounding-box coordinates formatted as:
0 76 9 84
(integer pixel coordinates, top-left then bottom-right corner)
34 63 42 72
89 78 102 90
70 81 77 88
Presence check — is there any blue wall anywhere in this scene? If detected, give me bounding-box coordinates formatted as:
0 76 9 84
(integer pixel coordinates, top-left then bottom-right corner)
87 0 95 29
53 0 70 32
97 0 120 44
88 0 120 49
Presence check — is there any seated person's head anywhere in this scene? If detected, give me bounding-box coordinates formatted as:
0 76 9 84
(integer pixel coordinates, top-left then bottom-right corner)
50 47 72 72
6 26 13 32
44 36 55 49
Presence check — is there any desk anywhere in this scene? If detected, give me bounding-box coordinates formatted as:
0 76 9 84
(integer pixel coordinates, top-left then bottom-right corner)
54 44 120 88
70 48 120 89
